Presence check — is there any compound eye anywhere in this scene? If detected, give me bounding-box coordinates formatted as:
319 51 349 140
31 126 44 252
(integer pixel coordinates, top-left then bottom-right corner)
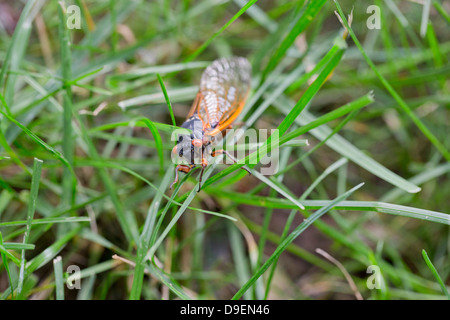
178 136 183 142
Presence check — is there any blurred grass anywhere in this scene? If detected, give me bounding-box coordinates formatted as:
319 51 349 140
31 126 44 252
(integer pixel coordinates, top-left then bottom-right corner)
0 0 449 300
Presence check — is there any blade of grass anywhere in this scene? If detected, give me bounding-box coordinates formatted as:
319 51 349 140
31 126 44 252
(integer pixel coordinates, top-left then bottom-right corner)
117 86 198 110
422 249 450 299
0 0 43 92
420 0 431 38
232 182 365 299
72 110 137 244
433 0 450 24
228 221 252 300
138 117 164 176
0 126 29 174
58 1 76 207
53 256 64 300
17 158 43 295
381 163 450 202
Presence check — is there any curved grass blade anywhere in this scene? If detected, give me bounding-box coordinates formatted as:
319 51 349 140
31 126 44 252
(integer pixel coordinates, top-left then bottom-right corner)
0 232 15 298
138 117 164 176
422 249 450 299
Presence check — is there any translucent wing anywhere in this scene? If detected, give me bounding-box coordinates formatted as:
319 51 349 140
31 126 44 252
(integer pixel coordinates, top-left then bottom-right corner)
188 57 251 135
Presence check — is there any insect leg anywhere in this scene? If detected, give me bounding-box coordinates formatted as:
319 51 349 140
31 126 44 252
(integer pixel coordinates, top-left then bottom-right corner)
197 158 209 192
169 164 194 190
211 149 251 175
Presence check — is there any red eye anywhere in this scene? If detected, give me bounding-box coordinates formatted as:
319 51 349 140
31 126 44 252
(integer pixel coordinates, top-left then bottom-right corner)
192 139 202 147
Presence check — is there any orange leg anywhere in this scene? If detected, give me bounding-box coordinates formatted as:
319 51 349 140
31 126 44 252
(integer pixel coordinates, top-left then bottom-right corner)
170 164 194 190
211 149 251 175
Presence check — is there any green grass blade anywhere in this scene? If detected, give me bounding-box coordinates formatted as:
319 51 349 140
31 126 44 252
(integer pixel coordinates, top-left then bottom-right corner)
26 226 81 274
17 158 43 295
156 73 177 128
0 0 41 90
421 250 450 299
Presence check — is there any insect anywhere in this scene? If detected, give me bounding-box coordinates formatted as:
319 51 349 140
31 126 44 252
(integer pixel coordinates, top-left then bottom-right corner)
170 57 252 191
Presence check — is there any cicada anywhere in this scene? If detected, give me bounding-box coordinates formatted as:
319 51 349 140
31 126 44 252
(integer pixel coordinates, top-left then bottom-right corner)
170 57 252 191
